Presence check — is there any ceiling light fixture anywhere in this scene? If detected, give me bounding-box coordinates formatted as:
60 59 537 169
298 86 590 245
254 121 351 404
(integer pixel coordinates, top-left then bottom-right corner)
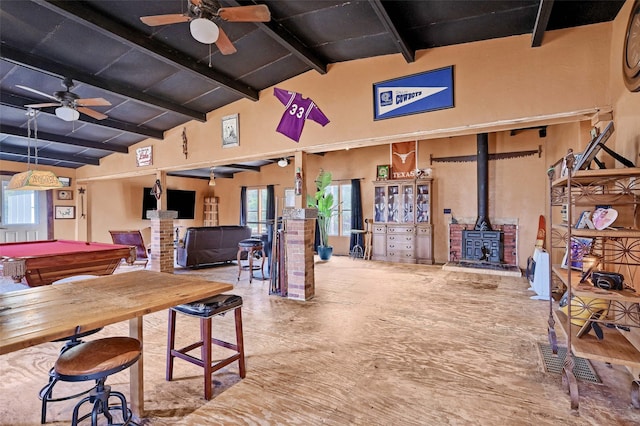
190 18 220 44
55 105 80 122
8 109 62 191
277 158 289 167
208 168 216 186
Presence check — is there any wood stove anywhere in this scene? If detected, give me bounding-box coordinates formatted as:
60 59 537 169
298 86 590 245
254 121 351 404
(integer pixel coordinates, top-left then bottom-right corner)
461 133 504 263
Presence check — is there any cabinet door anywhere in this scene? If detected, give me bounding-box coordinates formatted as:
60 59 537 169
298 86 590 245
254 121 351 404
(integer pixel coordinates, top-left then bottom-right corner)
402 184 414 223
371 224 387 260
416 183 430 223
374 186 387 222
416 225 433 264
387 185 400 223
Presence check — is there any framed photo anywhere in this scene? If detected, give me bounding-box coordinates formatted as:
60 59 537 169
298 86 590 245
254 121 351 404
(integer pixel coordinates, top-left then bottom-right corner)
58 177 71 187
561 237 593 270
57 189 73 200
377 164 390 180
574 121 614 170
373 66 454 120
55 205 75 219
222 114 239 147
136 146 153 167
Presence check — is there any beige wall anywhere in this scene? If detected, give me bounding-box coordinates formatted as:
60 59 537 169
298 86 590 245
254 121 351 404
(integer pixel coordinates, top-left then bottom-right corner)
3 12 640 267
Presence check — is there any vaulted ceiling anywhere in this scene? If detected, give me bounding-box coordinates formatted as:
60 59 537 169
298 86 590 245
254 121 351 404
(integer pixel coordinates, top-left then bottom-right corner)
0 0 626 179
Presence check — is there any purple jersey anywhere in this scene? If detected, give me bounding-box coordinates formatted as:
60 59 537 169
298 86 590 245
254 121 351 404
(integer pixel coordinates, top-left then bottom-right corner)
273 87 329 142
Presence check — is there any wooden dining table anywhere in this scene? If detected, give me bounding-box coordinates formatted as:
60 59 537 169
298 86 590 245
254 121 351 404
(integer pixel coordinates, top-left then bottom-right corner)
0 269 233 419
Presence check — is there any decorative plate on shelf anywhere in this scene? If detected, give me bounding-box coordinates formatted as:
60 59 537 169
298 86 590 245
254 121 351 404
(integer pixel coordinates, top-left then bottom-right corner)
592 207 618 230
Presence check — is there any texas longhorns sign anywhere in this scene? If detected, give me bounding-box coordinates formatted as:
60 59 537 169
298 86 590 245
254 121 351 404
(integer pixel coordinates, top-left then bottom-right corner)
391 141 417 179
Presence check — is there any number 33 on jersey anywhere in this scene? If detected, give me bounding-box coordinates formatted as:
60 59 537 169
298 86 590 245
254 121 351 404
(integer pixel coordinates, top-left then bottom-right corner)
273 87 330 142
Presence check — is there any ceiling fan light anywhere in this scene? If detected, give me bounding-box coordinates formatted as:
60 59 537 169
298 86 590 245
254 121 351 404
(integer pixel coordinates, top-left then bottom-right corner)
190 18 219 44
277 158 289 167
55 106 80 121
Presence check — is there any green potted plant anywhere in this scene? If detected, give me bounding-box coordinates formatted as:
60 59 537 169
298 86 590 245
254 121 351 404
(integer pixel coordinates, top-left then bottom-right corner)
307 169 339 260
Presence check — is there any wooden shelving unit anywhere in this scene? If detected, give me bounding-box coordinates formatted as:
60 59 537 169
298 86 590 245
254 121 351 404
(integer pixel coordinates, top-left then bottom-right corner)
547 152 640 410
203 196 218 226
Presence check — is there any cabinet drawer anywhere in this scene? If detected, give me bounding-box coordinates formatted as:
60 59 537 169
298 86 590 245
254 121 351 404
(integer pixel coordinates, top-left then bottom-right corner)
416 226 431 236
387 226 414 234
387 251 415 261
373 225 387 234
387 242 414 251
387 234 414 243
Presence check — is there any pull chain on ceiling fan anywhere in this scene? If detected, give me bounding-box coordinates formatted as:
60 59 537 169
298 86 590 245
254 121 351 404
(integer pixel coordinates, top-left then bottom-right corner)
140 0 270 55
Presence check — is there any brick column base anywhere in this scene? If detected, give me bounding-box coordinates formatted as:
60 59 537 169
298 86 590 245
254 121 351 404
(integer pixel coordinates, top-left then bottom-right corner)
147 210 178 273
283 208 317 301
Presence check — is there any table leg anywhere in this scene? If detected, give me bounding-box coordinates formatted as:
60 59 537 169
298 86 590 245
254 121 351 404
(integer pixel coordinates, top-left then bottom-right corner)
129 316 144 419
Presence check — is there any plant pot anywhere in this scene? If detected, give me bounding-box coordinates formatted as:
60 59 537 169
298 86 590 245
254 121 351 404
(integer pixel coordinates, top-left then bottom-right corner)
317 245 333 261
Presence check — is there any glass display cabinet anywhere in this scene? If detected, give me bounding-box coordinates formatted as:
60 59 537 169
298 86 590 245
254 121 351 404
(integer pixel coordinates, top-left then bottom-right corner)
372 178 433 264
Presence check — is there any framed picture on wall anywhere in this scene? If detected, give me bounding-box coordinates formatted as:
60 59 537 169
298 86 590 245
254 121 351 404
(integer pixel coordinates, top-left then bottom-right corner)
222 114 239 147
55 206 75 219
58 177 71 187
57 189 73 200
377 164 390 180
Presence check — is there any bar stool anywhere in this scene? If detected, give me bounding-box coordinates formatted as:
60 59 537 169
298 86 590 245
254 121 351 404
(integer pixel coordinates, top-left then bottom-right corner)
166 294 246 400
237 238 265 283
350 229 366 259
53 337 141 426
40 275 103 424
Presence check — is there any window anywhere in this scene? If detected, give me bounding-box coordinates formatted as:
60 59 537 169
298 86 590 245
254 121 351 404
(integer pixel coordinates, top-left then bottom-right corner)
327 183 352 237
1 179 39 225
246 187 268 234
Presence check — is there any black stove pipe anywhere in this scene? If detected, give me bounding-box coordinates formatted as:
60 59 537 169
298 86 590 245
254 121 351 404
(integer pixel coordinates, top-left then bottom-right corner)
474 133 492 231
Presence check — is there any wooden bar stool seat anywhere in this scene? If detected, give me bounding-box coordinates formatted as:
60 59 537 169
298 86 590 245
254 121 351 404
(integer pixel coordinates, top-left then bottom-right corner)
53 337 141 426
236 238 265 283
166 294 246 400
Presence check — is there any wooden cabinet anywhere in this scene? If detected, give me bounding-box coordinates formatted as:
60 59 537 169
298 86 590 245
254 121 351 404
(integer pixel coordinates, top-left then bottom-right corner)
372 179 433 264
547 152 640 410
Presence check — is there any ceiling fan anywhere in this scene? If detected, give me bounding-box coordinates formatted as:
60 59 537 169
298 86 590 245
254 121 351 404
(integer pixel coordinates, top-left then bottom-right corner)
140 0 270 55
16 77 111 121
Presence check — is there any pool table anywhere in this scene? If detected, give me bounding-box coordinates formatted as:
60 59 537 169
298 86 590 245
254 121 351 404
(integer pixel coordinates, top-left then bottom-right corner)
0 239 136 287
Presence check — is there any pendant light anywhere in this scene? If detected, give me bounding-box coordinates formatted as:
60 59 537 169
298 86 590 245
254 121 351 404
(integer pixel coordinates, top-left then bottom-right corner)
7 109 63 190
208 168 216 186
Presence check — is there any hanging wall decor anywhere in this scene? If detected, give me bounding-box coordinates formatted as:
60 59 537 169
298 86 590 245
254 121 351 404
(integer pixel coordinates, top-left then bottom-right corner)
222 114 239 147
390 141 417 179
136 146 153 167
273 87 330 142
373 66 454 120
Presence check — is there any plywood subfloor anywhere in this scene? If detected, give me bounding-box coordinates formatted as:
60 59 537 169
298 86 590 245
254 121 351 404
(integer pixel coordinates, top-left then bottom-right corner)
1 257 639 425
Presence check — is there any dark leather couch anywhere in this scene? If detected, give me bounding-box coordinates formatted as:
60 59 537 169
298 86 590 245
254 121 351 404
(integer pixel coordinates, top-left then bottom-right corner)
176 226 252 268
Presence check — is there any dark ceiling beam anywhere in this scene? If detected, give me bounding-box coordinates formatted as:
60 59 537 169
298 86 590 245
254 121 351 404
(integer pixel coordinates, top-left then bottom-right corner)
369 0 414 63
531 0 554 47
0 93 164 139
226 164 262 172
38 0 259 101
1 45 206 122
0 124 128 154
227 1 327 74
0 145 100 166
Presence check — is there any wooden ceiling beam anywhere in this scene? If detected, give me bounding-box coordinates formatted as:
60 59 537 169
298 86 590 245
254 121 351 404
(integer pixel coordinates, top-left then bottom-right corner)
0 93 164 139
38 0 259 101
1 45 206 122
531 0 554 47
226 1 327 74
0 124 128 154
369 0 415 63
0 145 100 166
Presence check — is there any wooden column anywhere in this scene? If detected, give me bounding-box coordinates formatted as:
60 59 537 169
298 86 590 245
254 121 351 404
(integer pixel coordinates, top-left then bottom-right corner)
147 210 177 273
283 208 317 301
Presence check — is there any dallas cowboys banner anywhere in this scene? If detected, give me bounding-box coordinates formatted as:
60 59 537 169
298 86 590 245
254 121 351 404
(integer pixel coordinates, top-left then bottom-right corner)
373 66 454 120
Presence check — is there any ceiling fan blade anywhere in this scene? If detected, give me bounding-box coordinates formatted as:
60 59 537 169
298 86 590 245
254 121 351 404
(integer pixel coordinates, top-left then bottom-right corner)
16 85 59 101
77 98 111 107
218 5 270 22
78 107 108 120
215 27 237 55
24 102 60 108
140 14 190 26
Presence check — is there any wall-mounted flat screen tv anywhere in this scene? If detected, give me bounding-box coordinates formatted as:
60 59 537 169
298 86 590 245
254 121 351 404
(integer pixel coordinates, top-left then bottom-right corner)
142 187 196 219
